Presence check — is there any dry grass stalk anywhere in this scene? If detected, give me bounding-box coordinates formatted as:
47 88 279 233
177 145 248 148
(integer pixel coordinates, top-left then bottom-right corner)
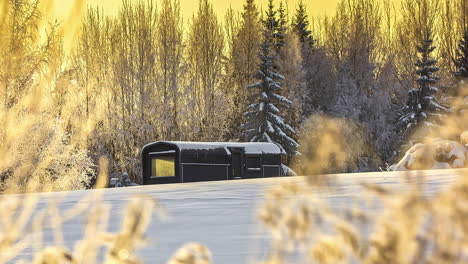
258 88 468 264
0 158 174 264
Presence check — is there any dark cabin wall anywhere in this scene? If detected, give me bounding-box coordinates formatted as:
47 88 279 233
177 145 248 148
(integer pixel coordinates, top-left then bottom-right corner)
182 164 229 182
260 153 282 165
142 142 283 185
142 142 233 184
180 148 231 182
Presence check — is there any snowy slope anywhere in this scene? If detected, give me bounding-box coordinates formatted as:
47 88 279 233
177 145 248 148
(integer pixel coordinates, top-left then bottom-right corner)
12 169 463 263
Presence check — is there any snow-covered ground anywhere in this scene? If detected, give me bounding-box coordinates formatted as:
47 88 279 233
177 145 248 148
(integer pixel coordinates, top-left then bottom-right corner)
13 169 464 263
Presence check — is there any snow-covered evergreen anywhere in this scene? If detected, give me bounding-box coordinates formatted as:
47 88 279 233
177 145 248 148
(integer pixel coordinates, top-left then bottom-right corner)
241 16 299 160
400 38 447 133
454 31 468 78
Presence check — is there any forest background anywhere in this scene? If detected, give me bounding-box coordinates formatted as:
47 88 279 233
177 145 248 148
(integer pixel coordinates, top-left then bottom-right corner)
0 0 467 190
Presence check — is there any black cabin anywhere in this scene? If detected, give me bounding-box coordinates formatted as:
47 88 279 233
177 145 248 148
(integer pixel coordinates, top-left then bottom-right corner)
142 141 283 184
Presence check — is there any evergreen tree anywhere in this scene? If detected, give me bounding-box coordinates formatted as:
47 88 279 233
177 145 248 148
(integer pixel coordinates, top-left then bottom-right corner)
263 0 287 54
276 1 287 52
291 0 314 48
454 31 468 78
400 38 447 133
264 0 279 46
241 23 299 163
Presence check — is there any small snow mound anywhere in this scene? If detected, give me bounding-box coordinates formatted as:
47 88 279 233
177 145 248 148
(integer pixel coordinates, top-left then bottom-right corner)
391 136 467 171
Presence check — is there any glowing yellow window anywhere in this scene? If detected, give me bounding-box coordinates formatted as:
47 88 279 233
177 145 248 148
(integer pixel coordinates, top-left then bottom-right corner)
151 156 175 177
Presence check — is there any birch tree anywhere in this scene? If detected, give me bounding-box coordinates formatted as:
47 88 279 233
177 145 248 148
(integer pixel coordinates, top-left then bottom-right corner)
156 0 184 139
187 0 225 139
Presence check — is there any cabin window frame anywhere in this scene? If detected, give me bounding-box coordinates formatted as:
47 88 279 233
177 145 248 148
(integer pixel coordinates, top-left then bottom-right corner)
149 150 177 178
245 154 262 171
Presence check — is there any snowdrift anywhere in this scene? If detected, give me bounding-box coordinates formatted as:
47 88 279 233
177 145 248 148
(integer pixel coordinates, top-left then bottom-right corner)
391 131 468 171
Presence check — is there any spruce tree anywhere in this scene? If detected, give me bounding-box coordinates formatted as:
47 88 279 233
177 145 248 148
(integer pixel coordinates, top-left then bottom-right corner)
264 0 279 48
263 0 287 55
454 31 468 78
291 0 314 48
400 38 447 133
241 21 299 164
276 1 287 52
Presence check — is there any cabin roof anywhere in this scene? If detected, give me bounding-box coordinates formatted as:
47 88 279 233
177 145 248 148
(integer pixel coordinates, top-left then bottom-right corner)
143 141 282 155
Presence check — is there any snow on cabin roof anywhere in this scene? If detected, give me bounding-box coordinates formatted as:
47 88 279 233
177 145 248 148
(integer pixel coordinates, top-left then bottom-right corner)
143 141 282 154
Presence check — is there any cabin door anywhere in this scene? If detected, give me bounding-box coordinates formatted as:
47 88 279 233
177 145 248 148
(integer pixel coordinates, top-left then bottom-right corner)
230 148 244 179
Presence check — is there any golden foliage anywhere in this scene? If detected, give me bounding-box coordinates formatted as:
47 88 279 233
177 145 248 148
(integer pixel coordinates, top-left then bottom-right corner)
310 235 346 264
292 114 372 185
